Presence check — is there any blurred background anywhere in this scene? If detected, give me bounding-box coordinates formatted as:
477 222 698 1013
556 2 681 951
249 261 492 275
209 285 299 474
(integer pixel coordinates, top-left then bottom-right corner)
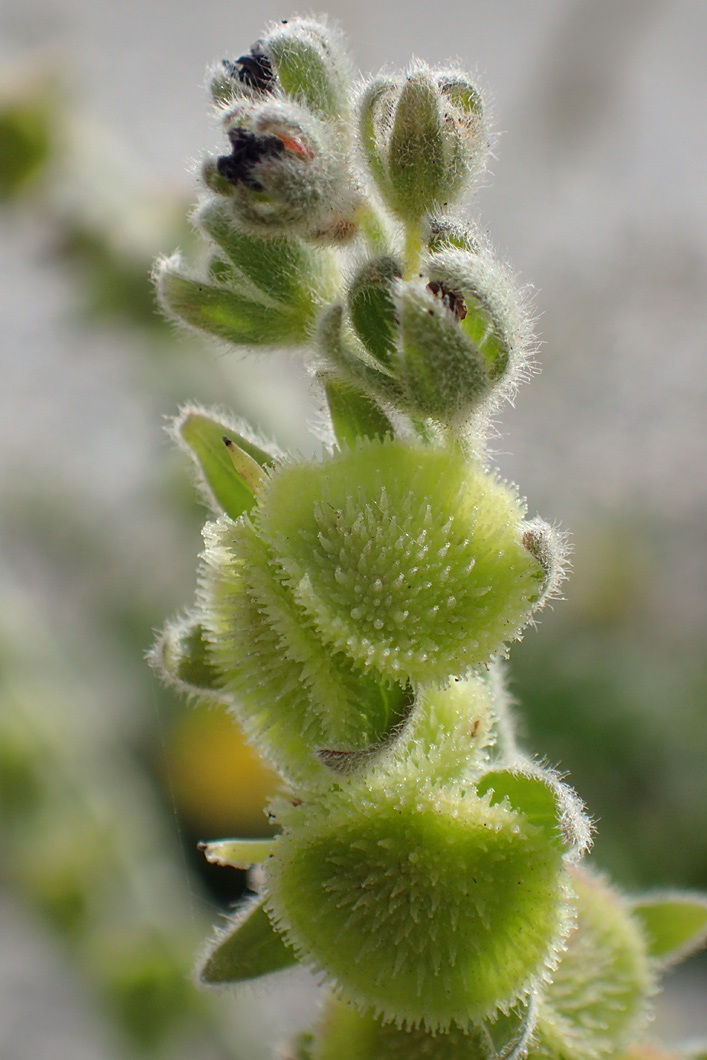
1 0 706 1056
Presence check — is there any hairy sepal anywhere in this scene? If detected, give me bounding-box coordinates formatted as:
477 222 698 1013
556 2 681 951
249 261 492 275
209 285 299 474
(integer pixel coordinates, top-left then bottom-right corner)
198 516 413 782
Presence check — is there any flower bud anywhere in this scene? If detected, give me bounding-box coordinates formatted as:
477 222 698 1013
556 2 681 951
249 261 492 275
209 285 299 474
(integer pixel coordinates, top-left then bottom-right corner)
323 245 533 427
265 763 580 1028
360 64 488 221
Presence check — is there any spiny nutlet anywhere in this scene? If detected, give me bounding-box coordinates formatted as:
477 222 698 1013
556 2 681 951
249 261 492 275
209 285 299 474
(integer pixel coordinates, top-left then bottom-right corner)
216 128 285 191
223 46 275 92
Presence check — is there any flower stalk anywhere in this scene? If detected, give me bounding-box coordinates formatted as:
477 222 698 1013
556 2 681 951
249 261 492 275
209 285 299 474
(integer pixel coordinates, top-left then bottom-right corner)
152 16 707 1059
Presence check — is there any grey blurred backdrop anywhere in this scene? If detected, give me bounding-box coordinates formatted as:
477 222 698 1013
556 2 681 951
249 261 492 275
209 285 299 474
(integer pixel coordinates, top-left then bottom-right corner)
1 0 706 1057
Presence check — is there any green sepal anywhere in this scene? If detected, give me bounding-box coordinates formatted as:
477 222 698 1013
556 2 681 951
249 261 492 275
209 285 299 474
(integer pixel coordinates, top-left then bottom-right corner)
348 256 402 369
322 375 394 448
358 76 398 201
198 896 297 986
425 248 522 384
153 618 223 695
317 304 405 404
388 70 452 221
439 75 484 117
264 18 352 126
195 197 337 312
156 258 312 347
628 893 707 967
177 409 275 520
397 278 489 422
476 764 592 859
199 516 414 782
426 215 482 254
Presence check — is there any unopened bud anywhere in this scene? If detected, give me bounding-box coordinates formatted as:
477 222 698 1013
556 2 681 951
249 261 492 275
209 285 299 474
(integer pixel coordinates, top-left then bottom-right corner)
360 64 488 221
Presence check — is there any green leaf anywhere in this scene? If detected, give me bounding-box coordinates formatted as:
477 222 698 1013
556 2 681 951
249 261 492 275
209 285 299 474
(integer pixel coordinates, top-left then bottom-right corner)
388 72 449 220
322 375 394 448
199 896 297 985
178 410 273 519
629 893 707 966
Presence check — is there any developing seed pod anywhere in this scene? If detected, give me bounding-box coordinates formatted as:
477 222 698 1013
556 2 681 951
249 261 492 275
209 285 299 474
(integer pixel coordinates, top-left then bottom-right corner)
529 867 655 1060
360 64 488 222
325 245 532 427
197 515 414 782
301 992 537 1060
256 438 557 686
265 763 581 1029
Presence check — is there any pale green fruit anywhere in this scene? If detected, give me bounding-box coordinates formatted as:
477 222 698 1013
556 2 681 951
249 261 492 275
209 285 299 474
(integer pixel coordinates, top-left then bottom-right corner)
529 867 655 1060
266 768 576 1030
198 516 413 781
306 992 536 1060
256 439 550 686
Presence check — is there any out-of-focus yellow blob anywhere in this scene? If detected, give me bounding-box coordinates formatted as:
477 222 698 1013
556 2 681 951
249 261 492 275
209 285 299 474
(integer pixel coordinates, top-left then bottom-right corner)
165 706 279 837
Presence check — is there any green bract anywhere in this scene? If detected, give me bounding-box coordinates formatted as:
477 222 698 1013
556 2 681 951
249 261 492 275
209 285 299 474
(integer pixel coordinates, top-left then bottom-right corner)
151 16 707 1060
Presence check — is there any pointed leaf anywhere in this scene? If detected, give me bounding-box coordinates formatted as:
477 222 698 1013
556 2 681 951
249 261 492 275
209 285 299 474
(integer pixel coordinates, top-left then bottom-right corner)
629 893 707 967
199 896 297 985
